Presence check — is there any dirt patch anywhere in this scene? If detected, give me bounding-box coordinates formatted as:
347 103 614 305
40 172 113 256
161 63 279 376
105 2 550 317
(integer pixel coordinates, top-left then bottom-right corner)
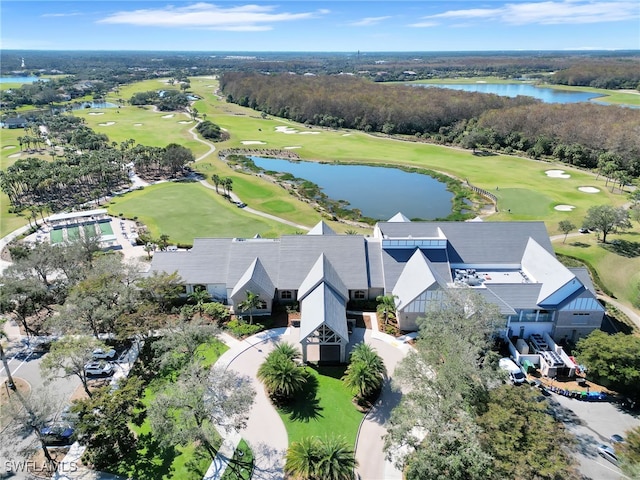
69 378 110 402
27 448 69 478
0 377 31 429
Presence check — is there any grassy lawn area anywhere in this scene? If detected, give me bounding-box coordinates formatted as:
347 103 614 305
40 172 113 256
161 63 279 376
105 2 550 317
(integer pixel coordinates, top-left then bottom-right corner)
110 340 229 480
553 231 640 310
277 365 364 446
106 181 299 244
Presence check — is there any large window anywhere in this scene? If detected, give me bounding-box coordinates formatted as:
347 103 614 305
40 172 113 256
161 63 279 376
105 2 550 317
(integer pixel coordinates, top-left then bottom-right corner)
280 290 293 300
353 290 366 300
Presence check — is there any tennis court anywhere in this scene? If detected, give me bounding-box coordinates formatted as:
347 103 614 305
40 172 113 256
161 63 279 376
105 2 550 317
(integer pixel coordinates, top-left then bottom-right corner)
50 228 64 244
99 221 114 235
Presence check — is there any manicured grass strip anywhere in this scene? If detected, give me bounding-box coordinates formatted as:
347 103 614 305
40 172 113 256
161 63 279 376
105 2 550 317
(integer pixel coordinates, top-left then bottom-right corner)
554 232 640 310
106 182 299 244
277 365 364 446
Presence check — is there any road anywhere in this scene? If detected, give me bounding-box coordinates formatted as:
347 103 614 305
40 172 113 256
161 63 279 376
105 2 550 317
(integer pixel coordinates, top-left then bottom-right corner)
548 392 639 480
1 332 81 478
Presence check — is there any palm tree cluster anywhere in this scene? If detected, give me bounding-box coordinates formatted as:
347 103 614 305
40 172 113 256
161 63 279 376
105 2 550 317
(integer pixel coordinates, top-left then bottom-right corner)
211 173 234 199
285 436 357 480
342 342 386 405
257 342 307 404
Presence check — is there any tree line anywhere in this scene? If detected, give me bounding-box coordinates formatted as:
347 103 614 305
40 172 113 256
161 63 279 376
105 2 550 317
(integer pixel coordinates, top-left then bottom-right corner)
220 72 640 180
0 113 195 215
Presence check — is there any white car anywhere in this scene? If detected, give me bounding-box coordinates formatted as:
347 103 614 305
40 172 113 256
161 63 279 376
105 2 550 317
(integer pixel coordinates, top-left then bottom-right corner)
499 357 527 384
92 348 116 360
85 361 114 376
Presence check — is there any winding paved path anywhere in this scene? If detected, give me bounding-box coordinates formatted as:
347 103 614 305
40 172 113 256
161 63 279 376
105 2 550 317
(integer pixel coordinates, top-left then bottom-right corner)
207 323 411 480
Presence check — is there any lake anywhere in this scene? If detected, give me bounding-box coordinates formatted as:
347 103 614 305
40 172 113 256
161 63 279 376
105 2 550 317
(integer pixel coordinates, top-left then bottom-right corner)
412 83 603 104
70 101 118 110
0 76 48 84
250 157 454 220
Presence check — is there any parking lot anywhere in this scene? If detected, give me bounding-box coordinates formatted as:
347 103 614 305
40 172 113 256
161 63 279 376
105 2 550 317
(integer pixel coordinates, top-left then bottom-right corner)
548 392 640 480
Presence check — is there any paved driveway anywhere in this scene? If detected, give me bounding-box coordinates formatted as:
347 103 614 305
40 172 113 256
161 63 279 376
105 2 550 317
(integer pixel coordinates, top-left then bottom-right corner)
548 393 639 480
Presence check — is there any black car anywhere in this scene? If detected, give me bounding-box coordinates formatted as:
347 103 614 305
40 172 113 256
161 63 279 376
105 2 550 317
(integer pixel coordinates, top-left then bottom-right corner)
40 424 75 446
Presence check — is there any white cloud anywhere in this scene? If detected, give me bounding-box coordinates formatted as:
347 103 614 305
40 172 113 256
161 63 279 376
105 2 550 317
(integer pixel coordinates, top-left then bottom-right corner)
348 16 392 27
97 2 329 30
412 1 639 26
41 12 83 18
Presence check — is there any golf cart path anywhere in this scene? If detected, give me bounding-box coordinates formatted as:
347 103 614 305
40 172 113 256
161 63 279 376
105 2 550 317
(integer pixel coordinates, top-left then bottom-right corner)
185 114 310 231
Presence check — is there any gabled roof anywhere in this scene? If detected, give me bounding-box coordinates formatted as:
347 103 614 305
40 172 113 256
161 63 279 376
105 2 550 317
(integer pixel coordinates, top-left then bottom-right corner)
393 249 444 309
299 283 349 342
307 221 337 236
298 253 348 302
520 238 582 305
388 212 411 223
230 257 275 299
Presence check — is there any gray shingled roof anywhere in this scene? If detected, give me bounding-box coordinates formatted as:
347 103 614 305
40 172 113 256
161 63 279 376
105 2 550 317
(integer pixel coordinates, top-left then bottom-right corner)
277 235 369 290
377 221 553 264
299 283 349 342
298 254 348 302
230 258 275 299
486 283 543 310
393 249 444 310
521 238 576 304
307 221 337 235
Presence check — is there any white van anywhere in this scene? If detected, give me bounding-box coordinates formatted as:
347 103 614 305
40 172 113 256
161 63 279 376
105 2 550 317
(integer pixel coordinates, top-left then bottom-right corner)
499 358 527 384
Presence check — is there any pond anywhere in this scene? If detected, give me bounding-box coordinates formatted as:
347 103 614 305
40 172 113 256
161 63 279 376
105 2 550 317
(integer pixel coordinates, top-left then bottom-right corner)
250 157 454 220
70 101 118 110
412 83 604 104
0 76 48 84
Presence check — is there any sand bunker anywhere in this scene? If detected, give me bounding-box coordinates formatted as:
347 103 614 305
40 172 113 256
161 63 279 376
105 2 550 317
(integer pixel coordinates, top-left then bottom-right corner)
554 205 576 211
178 120 192 124
579 186 600 193
161 114 175 119
8 153 21 158
299 131 320 135
342 133 352 137
275 126 298 134
3 145 16 150
241 140 266 145
88 112 104 116
545 169 571 178
284 146 302 150
98 122 116 126
133 123 143 126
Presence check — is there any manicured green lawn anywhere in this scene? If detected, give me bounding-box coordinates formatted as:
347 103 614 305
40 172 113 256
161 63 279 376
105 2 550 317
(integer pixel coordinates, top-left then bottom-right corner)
277 365 364 446
111 340 229 480
106 181 299 244
554 231 640 310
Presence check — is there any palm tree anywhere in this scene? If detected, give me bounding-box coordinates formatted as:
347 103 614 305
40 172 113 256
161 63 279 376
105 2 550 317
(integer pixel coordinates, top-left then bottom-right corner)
257 350 307 403
342 343 386 401
211 174 221 194
272 342 301 362
285 436 357 480
0 318 17 390
188 288 211 317
238 290 261 325
376 294 398 326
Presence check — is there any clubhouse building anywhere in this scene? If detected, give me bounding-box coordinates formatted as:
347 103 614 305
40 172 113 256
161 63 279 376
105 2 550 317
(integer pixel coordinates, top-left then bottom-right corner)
148 215 604 363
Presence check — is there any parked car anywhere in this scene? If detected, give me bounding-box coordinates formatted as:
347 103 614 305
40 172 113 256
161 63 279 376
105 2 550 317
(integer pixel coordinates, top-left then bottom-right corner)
236 202 247 208
85 361 114 377
499 357 527 384
597 444 619 466
578 228 589 233
92 348 116 360
610 434 625 445
40 424 75 446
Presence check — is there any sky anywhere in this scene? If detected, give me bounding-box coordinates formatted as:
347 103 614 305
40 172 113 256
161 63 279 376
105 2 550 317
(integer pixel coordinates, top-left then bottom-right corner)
1 0 639 52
